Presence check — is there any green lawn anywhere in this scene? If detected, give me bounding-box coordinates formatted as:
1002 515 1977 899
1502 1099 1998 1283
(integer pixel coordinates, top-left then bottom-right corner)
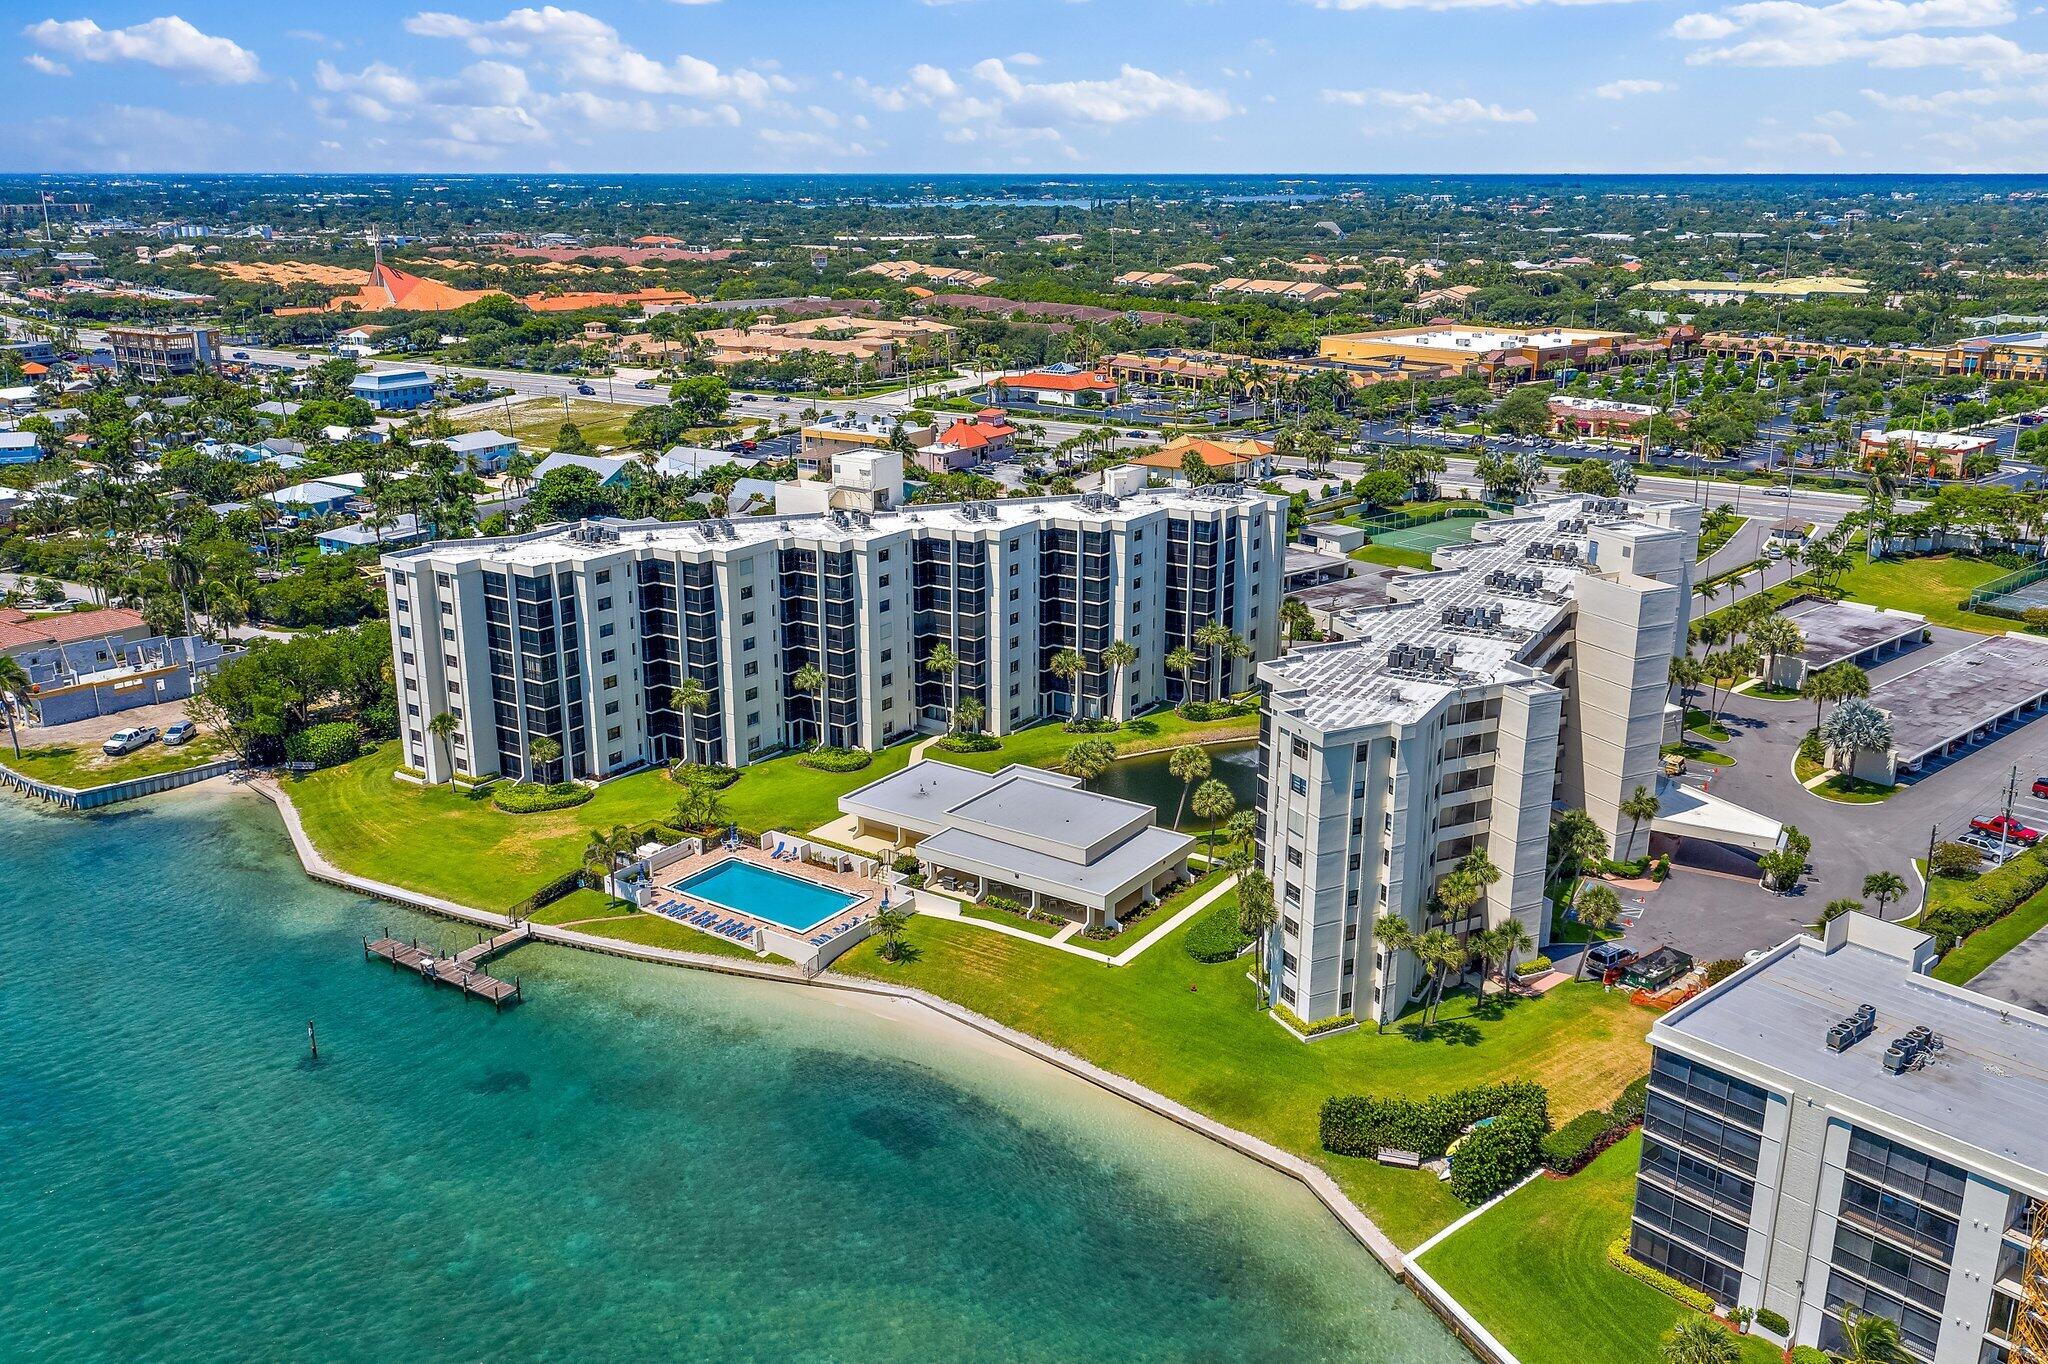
452 396 650 451
1418 1132 1779 1364
1681 710 1734 742
960 900 1065 938
1933 884 2048 983
571 910 789 963
289 740 916 911
1349 543 1435 571
524 888 638 925
1811 774 1897 804
1662 742 1734 768
832 913 1654 1248
929 709 1256 776
1742 684 1804 702
1836 553 2015 634
4 730 233 790
1696 512 1744 561
1065 870 1228 956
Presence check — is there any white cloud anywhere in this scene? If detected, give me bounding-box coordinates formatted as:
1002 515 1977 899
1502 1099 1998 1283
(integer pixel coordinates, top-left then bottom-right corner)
1746 128 1847 154
1323 87 1537 124
1593 78 1670 96
23 15 263 84
854 57 1229 131
405 6 785 103
23 53 70 76
1671 0 2039 74
1312 0 1650 10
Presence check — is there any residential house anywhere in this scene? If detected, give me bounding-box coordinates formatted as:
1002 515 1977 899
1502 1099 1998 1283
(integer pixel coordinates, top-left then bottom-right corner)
531 452 636 487
0 432 44 465
350 367 436 411
318 514 428 555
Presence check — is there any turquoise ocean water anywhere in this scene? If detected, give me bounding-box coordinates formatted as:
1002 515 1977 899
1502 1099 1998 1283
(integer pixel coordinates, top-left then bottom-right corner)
0 787 1464 1361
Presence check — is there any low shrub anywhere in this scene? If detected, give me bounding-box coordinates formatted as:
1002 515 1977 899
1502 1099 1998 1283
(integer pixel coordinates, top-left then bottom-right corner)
1703 958 1744 986
511 867 586 917
1320 1081 1550 1164
1184 899 1253 962
492 781 593 814
1755 1308 1791 1337
1607 1237 1715 1313
1176 698 1254 722
1791 1347 1830 1364
283 721 360 771
1650 854 1671 883
1798 730 1826 767
1061 716 1118 734
1450 1110 1547 1202
984 893 1025 915
798 746 874 773
1598 856 1651 879
900 872 927 889
670 762 739 789
1274 1001 1356 1036
891 852 920 876
937 732 1001 753
1929 841 1982 880
1514 954 1553 977
359 702 399 741
1540 1108 1636 1175
1610 1075 1650 1124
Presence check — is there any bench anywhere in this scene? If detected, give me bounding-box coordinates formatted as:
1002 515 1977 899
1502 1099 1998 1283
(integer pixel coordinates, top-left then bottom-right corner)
1376 1148 1422 1169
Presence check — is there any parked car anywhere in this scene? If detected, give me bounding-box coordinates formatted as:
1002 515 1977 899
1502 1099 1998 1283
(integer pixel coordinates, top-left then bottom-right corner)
163 719 198 746
1971 814 2041 844
102 726 159 756
2031 775 2048 799
1583 942 1636 977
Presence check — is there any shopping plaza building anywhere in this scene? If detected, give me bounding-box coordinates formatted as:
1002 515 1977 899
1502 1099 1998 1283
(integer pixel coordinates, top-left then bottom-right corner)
381 484 1286 785
1630 912 2047 1364
1253 493 1782 1026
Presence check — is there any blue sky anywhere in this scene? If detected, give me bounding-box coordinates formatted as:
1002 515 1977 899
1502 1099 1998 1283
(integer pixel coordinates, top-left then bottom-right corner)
9 0 2048 174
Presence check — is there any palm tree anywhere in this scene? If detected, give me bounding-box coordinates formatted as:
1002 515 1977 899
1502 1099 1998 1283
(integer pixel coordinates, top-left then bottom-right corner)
669 677 710 764
1192 779 1236 862
1062 737 1118 784
1548 807 1607 883
923 643 958 730
1280 597 1317 647
1168 743 1210 827
1048 647 1087 716
1575 883 1623 933
1479 919 1536 990
529 734 563 785
1659 1315 1738 1364
1862 870 1908 920
791 663 827 748
1235 868 1278 1005
427 710 459 779
1165 644 1199 701
1818 697 1891 774
954 695 986 736
1621 784 1661 856
1413 928 1465 1025
1101 638 1138 723
1833 1308 1912 1364
1224 809 1259 856
872 901 912 963
1192 621 1238 702
0 655 32 759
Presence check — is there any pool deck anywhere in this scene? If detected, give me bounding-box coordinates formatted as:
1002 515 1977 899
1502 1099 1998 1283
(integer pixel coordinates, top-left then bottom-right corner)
649 843 882 941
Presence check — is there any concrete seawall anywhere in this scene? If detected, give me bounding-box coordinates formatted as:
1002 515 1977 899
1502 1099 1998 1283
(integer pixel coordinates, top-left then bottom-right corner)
245 775 1512 1361
0 756 240 810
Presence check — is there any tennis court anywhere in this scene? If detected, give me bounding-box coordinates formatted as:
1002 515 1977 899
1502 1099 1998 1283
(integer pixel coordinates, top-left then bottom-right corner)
1966 560 2048 618
1371 516 1485 552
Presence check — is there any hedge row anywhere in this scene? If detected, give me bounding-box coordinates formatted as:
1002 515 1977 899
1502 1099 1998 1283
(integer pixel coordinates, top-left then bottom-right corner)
1176 698 1256 722
670 762 739 789
1607 1236 1714 1313
798 746 874 773
1274 1001 1356 1037
1450 1111 1547 1203
1921 848 2048 952
492 782 593 814
1320 1081 1550 1163
1541 1075 1649 1174
1755 1308 1791 1336
937 732 1001 753
511 867 586 917
283 721 360 771
1183 899 1252 962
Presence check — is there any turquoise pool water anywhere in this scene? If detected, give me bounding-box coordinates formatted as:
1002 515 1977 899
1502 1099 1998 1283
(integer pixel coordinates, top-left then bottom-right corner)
677 857 862 930
0 788 1466 1360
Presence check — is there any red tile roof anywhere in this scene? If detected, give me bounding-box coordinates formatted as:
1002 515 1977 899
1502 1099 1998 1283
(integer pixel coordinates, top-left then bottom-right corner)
0 605 148 655
998 369 1119 393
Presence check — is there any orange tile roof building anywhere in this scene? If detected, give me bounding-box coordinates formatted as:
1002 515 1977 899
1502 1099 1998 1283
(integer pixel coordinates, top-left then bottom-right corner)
1131 436 1275 483
990 368 1121 407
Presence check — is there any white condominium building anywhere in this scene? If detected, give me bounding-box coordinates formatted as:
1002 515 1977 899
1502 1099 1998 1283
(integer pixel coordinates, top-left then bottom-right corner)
1254 493 1726 1026
382 484 1286 785
1632 913 2047 1364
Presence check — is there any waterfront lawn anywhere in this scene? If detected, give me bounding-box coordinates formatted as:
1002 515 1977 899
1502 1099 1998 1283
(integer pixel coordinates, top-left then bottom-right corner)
289 741 917 911
833 912 1653 1248
5 731 232 790
1836 553 2014 635
570 910 790 963
929 708 1257 775
960 899 1065 938
1933 885 2048 984
1418 1132 1780 1364
525 888 637 925
1065 869 1227 956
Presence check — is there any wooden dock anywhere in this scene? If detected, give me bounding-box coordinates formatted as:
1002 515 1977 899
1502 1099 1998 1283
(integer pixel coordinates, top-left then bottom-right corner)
363 923 530 1008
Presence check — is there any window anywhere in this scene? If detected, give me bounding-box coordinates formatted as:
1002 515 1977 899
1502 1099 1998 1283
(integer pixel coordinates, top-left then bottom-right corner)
599 623 615 639
600 649 616 664
1289 774 1308 796
596 596 612 611
744 662 758 677
1286 846 1303 867
745 687 758 702
1292 736 1309 759
740 585 753 601
596 569 611 584
607 726 622 742
602 676 619 691
604 701 619 716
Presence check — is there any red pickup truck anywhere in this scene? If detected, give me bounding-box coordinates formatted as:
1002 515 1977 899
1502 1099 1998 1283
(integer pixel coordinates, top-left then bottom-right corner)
1972 815 2041 845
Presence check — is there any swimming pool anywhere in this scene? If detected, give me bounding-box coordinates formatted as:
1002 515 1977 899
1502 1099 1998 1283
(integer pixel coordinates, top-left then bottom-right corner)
673 859 864 933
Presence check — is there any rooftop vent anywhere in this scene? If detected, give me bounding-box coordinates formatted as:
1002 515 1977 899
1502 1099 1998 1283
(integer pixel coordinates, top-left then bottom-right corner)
1882 1024 1943 1075
1825 1003 1876 1053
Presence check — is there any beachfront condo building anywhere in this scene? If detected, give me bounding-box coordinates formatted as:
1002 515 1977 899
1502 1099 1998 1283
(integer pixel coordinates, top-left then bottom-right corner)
1628 912 2047 1364
381 484 1286 785
1252 493 1781 1026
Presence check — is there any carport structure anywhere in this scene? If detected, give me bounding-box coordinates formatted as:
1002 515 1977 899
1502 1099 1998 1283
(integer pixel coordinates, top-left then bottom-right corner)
1868 632 2048 780
1768 601 1925 690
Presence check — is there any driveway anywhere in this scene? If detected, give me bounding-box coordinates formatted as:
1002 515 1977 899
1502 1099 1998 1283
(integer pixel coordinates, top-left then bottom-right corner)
17 697 196 749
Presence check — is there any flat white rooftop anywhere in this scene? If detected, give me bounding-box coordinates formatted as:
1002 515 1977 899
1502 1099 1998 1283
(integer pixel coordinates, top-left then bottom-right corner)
1862 428 1994 451
1657 918 2048 1181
